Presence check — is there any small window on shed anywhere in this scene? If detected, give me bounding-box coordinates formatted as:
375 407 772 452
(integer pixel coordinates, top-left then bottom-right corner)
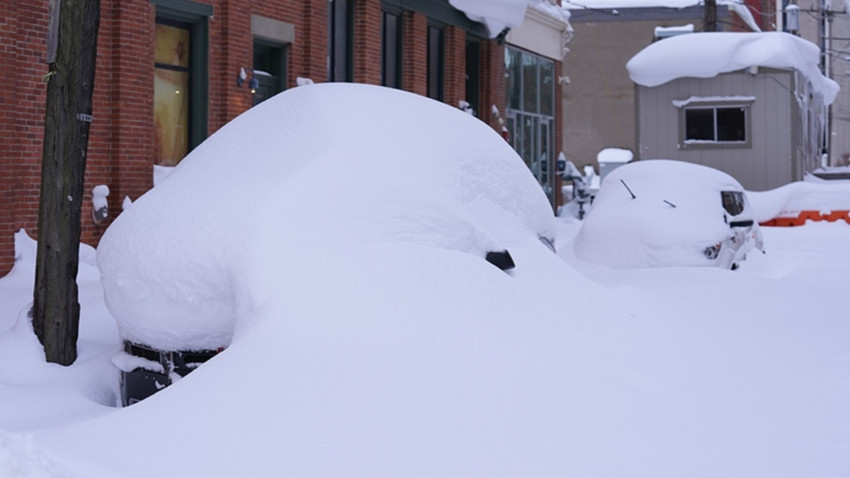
675 96 754 149
685 106 746 142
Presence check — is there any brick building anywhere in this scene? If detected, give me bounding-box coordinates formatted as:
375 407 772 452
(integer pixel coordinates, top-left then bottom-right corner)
0 0 565 275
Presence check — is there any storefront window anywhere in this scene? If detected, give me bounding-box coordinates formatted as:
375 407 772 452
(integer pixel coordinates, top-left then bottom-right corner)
505 47 556 207
154 23 191 166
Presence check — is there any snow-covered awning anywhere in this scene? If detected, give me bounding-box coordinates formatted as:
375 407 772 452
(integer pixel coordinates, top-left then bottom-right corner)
626 32 840 105
448 0 530 38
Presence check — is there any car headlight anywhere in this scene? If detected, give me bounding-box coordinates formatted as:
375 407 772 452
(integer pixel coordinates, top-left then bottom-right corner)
704 243 721 259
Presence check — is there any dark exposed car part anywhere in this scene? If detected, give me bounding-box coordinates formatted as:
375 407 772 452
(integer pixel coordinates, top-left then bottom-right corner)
721 190 746 216
121 341 223 406
486 250 515 271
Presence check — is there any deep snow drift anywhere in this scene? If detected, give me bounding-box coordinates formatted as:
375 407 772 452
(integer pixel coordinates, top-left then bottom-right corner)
0 83 848 477
97 83 556 352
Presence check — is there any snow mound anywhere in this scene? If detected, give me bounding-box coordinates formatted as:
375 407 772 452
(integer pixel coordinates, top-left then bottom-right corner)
574 160 761 268
747 180 850 223
627 32 839 105
97 83 556 351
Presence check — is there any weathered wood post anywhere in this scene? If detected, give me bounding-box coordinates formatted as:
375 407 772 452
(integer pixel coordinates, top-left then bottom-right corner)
33 0 101 365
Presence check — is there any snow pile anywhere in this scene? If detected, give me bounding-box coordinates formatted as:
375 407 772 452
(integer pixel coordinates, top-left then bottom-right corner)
0 82 849 475
574 160 761 268
747 179 850 223
655 23 694 38
596 147 632 165
97 83 557 352
627 32 840 105
448 0 529 37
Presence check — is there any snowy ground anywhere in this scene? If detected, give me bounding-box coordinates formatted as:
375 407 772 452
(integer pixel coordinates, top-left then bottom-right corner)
1 219 849 477
1 83 849 476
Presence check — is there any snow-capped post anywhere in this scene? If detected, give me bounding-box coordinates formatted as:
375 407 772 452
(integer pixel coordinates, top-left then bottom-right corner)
33 0 101 366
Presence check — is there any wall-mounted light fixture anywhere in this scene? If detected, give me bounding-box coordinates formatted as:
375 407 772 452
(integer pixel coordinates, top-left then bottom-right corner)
92 184 110 225
236 67 260 94
785 4 800 35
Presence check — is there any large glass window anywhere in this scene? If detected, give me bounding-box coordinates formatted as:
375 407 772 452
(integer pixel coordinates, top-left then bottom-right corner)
427 25 444 100
152 0 210 167
329 0 352 82
382 10 402 88
154 23 191 166
505 47 556 207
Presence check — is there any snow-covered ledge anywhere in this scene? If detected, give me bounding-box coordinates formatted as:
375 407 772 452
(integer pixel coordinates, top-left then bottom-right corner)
505 3 570 61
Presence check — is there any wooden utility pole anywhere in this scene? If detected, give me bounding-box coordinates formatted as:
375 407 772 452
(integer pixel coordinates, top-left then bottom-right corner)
705 0 718 31
33 0 101 365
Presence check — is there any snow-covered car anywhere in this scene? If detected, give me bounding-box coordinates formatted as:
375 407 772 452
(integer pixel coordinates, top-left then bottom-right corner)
97 83 559 405
573 159 764 269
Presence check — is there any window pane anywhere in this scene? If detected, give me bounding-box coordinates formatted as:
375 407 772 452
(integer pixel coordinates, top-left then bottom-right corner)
154 68 189 166
685 109 715 140
506 49 521 110
716 107 746 141
330 0 350 82
382 12 400 88
155 24 190 67
522 54 538 114
427 26 443 100
522 115 536 167
539 59 554 116
154 23 191 166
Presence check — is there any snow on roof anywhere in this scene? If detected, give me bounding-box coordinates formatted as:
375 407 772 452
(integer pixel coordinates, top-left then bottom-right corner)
627 32 840 105
563 1 761 32
655 23 694 38
448 0 530 38
563 0 699 8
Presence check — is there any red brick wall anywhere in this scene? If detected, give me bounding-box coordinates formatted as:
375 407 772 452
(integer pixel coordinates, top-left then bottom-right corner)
298 0 328 83
1 0 50 274
402 11 427 96
479 41 506 134
0 0 515 275
353 0 382 85
443 25 466 110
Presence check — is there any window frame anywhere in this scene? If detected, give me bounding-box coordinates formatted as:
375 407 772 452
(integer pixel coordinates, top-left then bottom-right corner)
677 99 754 150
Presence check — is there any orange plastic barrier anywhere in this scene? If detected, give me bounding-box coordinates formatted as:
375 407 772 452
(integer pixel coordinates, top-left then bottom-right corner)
760 210 850 227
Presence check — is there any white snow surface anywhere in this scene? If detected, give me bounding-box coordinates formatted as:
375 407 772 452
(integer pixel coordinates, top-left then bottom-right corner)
448 0 530 37
627 32 840 105
596 147 633 164
1 85 850 477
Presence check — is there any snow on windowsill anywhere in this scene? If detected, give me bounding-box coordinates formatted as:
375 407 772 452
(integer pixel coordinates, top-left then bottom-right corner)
673 95 756 107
